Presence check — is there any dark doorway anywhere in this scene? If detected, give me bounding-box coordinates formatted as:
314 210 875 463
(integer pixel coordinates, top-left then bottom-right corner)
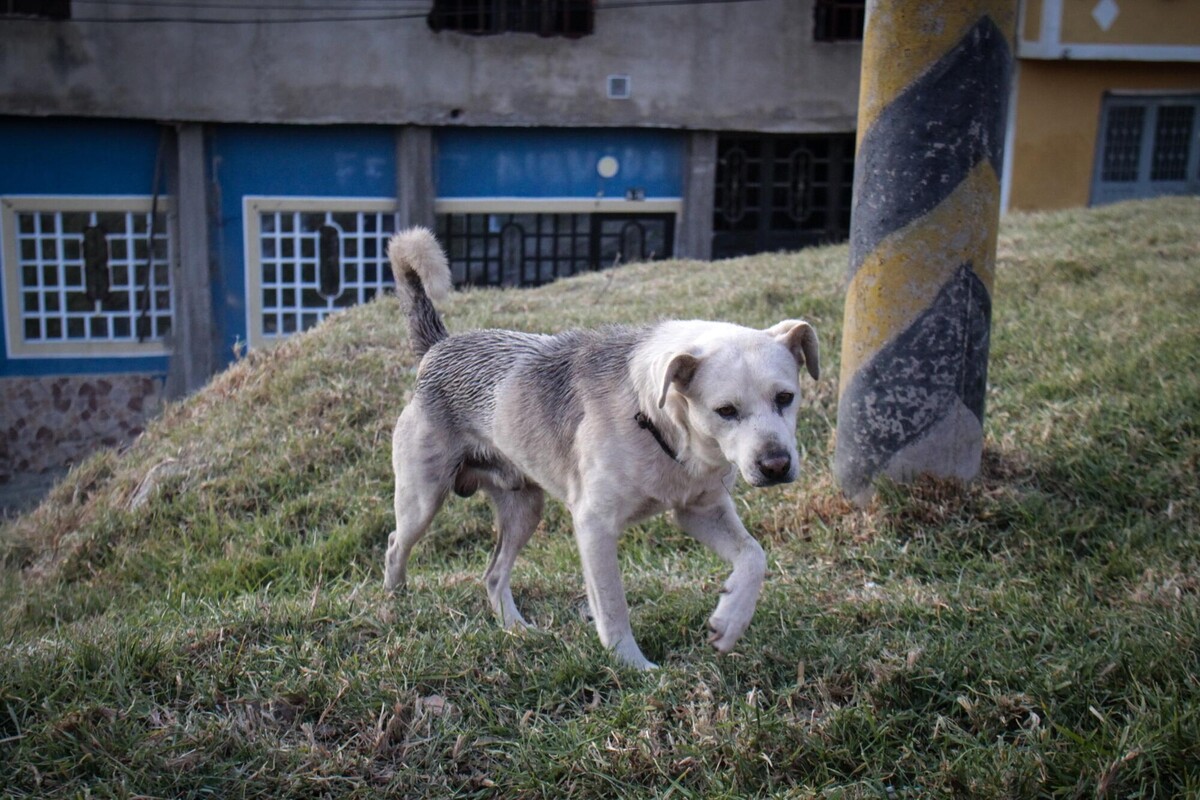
712 133 855 258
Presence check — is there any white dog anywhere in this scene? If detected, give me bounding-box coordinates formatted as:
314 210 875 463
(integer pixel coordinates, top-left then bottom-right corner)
384 228 819 669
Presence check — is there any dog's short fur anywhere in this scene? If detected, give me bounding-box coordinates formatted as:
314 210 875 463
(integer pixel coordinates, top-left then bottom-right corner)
384 228 819 669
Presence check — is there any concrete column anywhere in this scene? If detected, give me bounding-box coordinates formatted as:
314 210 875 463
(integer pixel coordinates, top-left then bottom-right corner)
165 123 217 400
679 130 716 260
397 126 435 231
832 1 1016 505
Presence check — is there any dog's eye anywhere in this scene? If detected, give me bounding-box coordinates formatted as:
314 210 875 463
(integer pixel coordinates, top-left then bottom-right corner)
775 392 795 409
714 404 739 420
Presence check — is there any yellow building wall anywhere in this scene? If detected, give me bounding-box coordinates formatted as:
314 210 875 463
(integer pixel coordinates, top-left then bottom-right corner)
1008 60 1200 211
1060 0 1200 47
1022 0 1043 41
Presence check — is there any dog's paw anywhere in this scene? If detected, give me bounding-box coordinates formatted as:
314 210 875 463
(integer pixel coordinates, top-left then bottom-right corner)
706 616 746 654
382 551 406 594
621 653 659 671
500 610 534 631
706 595 755 654
613 639 658 671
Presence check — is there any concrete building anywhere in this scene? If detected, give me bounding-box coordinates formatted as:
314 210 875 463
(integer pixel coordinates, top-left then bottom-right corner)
0 0 865 477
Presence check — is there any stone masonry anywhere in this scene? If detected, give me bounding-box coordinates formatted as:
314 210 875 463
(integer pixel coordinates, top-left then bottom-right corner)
1 375 164 480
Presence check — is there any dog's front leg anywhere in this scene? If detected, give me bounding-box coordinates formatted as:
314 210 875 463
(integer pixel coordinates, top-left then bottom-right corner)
573 508 656 670
675 496 767 654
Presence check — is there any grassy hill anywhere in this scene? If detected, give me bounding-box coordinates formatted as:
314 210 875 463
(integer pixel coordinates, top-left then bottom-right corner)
2 198 1198 798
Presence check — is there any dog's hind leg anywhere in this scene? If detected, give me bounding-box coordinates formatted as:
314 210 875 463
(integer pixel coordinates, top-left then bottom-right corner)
384 407 454 593
483 485 544 629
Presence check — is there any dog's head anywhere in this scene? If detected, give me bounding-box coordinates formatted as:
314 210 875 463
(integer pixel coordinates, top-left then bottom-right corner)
657 320 819 487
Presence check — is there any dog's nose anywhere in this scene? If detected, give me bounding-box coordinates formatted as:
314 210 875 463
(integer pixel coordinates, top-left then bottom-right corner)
757 451 792 482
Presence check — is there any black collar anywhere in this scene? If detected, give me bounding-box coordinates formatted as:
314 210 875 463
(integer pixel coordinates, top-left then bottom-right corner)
634 411 679 462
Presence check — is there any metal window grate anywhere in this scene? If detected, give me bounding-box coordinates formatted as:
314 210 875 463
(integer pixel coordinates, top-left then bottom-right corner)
257 209 396 339
1100 105 1145 183
1151 105 1195 182
436 212 673 287
1092 95 1200 206
713 133 855 257
2 0 69 19
814 0 865 42
15 209 171 345
428 0 594 37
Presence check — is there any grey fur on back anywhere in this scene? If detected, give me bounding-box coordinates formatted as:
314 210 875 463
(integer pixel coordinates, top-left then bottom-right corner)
417 325 649 466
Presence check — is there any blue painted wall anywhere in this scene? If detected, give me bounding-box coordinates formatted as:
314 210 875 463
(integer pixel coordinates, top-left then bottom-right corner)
0 117 169 377
436 128 685 199
4 121 685 379
0 117 163 196
208 124 397 361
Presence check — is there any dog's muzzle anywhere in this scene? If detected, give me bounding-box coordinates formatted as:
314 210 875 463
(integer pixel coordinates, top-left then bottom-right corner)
751 449 795 486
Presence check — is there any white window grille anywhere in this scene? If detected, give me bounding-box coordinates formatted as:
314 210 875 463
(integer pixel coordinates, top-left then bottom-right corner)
243 198 398 347
1 196 173 358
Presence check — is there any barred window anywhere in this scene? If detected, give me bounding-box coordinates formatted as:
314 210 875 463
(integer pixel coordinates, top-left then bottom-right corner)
428 0 594 37
814 0 865 42
1 1 70 20
1 196 172 357
1100 105 1145 183
1151 105 1194 182
436 210 673 287
1093 95 1200 206
244 199 397 347
713 133 855 258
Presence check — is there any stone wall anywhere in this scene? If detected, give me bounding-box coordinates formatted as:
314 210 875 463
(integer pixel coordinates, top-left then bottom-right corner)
1 375 164 480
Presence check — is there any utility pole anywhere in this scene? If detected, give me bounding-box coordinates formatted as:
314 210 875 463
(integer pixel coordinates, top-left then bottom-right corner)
833 0 1017 505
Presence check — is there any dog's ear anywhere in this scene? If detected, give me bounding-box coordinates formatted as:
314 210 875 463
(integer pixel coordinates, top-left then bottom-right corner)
767 320 820 381
658 352 701 408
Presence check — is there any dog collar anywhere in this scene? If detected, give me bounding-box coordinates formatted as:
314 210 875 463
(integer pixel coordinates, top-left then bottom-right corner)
634 411 679 462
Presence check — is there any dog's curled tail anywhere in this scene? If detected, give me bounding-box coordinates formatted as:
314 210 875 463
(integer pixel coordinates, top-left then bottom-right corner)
388 227 452 358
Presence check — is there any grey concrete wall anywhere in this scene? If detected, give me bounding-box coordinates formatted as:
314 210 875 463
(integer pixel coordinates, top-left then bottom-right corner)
0 0 861 133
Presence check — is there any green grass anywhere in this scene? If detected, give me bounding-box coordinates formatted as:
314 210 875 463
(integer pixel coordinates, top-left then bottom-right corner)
2 197 1199 798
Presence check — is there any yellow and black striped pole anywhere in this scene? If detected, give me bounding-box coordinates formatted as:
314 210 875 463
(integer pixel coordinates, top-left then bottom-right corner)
833 0 1016 504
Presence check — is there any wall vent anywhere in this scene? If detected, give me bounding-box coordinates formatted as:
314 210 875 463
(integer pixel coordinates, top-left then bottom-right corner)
607 75 631 100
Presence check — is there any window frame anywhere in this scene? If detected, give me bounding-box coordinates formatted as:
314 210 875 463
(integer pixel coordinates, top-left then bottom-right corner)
434 199 680 288
813 0 865 43
1 195 174 359
1 0 70 20
712 132 856 258
242 196 399 349
427 0 594 37
1091 93 1200 206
